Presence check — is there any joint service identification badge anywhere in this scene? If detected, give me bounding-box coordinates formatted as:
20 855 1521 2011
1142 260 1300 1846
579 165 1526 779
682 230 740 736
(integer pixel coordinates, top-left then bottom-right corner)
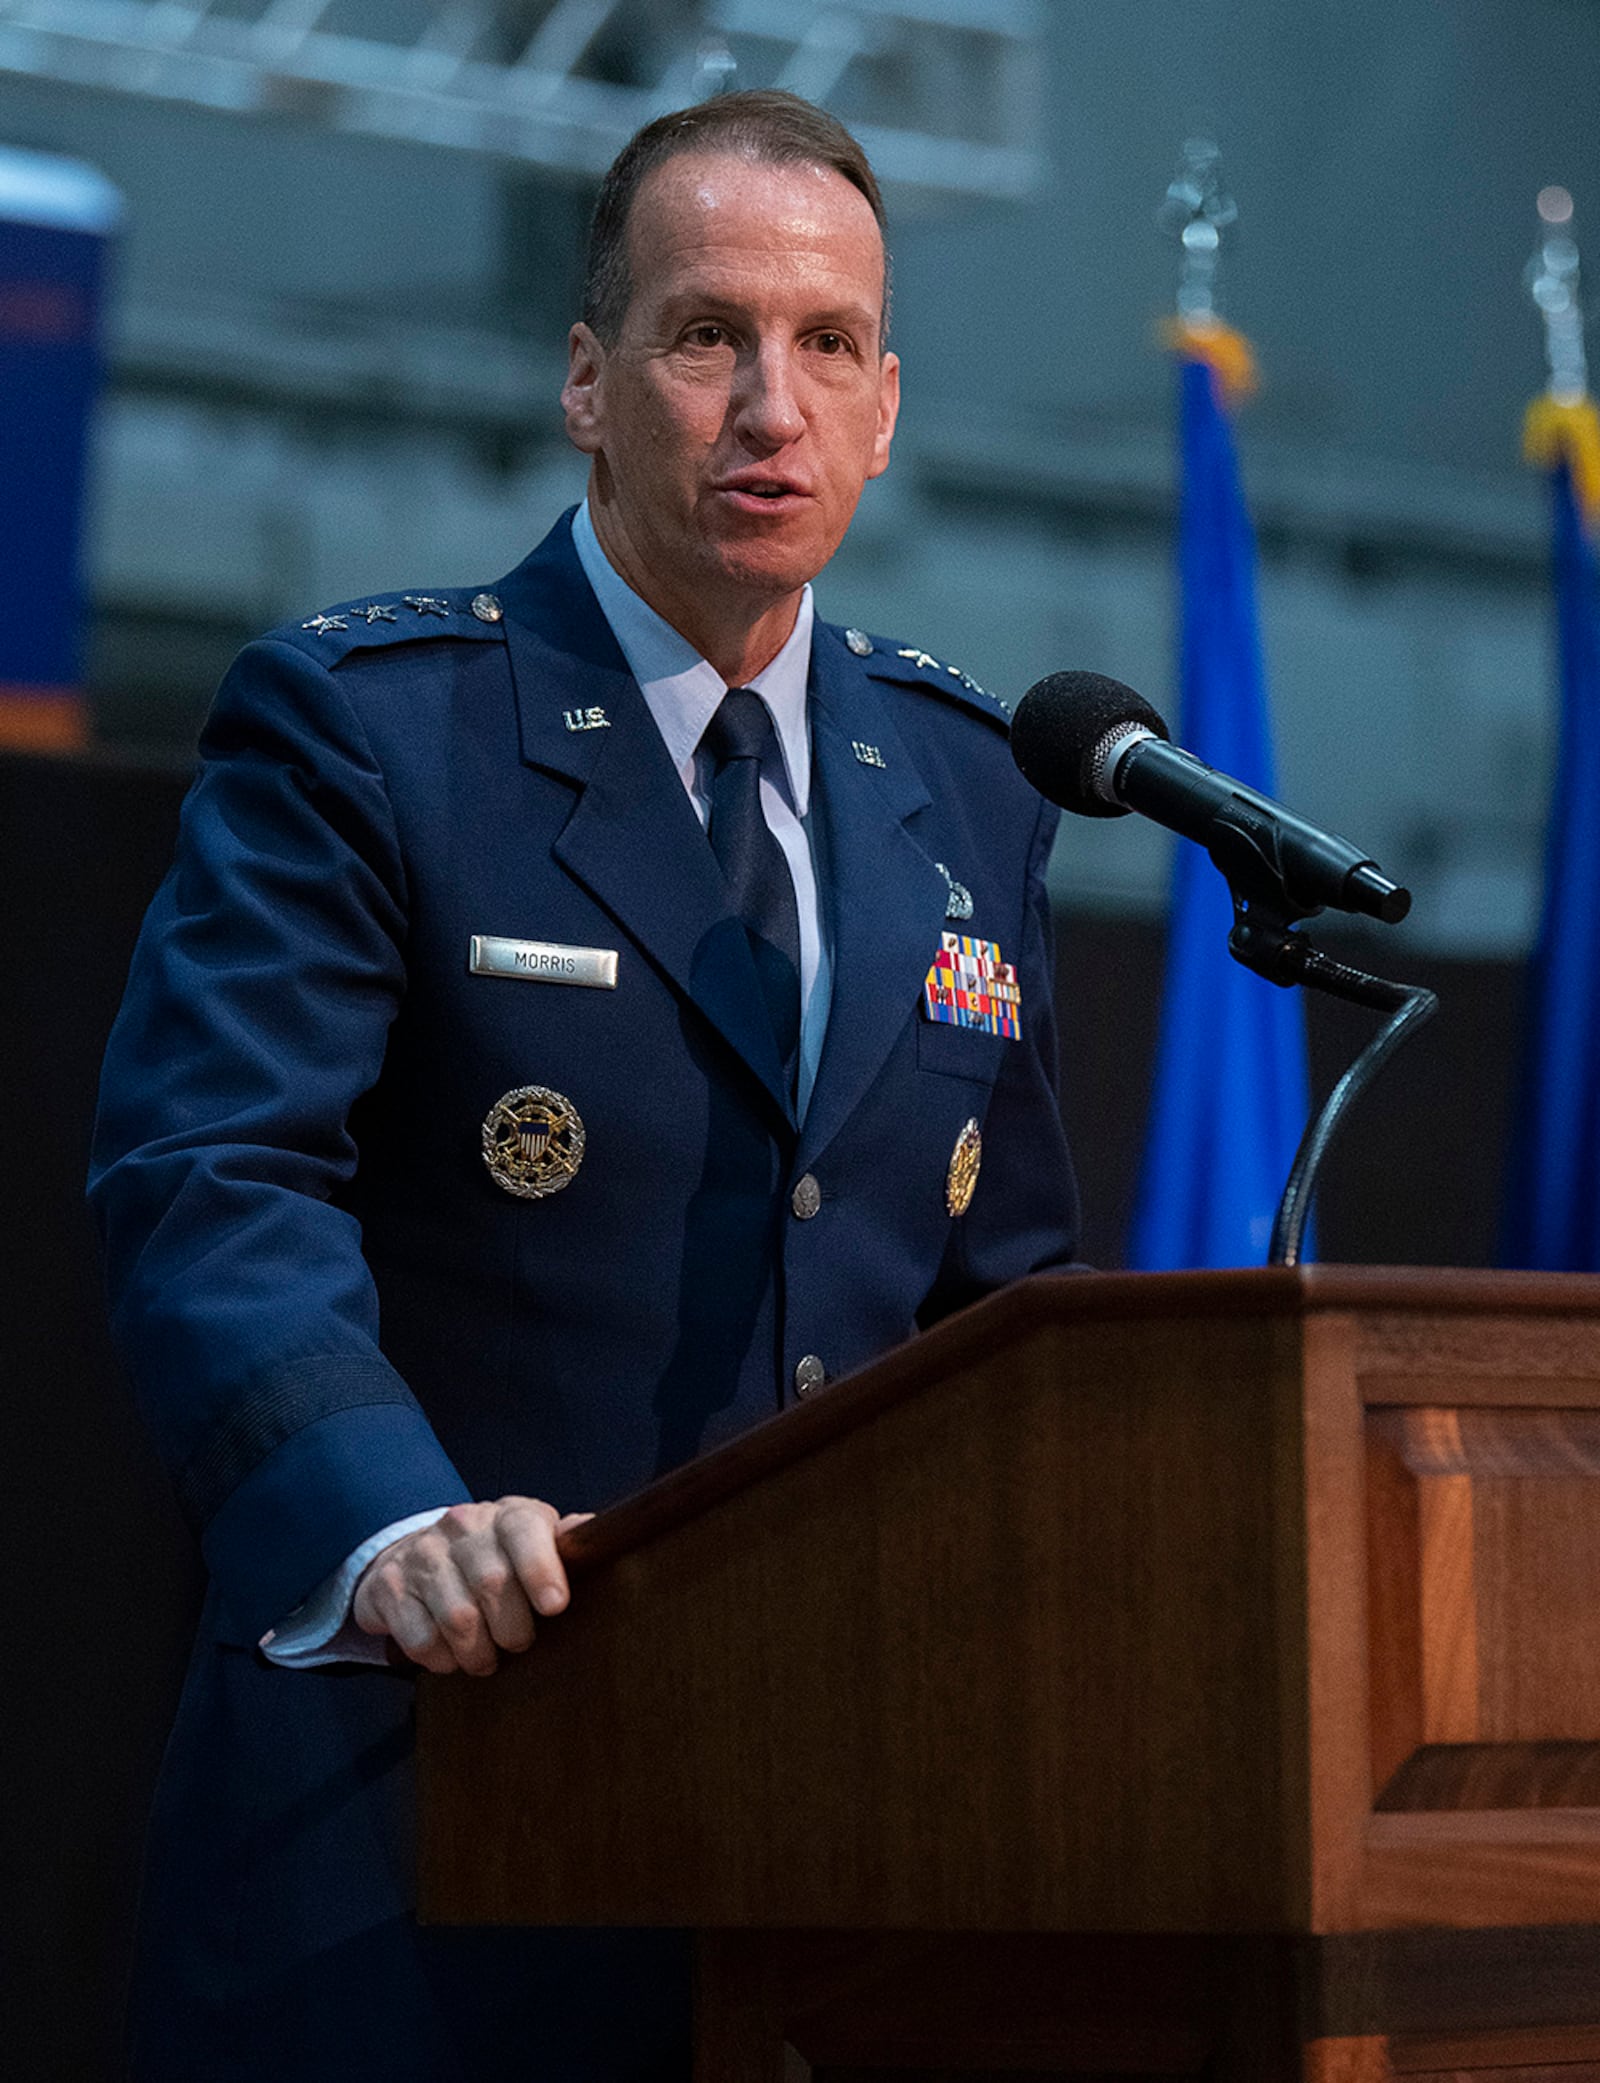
482 1086 586 1199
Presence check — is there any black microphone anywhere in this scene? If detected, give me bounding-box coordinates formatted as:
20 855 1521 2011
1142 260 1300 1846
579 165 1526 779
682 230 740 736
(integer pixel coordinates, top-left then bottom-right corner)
1009 669 1409 925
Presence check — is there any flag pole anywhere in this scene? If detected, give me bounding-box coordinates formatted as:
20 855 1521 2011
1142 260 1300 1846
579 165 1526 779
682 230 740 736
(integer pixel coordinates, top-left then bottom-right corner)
1156 137 1257 398
1128 136 1307 1268
1523 188 1600 515
1129 139 1432 1270
1502 191 1600 1267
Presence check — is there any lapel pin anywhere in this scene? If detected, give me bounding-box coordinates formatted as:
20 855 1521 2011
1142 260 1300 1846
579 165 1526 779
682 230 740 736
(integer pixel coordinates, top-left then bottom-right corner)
936 861 974 921
845 628 873 656
563 707 611 732
852 740 886 768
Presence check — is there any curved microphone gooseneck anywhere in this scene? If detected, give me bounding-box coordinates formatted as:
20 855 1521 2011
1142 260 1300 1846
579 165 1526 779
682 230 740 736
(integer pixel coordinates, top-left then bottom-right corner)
1009 670 1437 1267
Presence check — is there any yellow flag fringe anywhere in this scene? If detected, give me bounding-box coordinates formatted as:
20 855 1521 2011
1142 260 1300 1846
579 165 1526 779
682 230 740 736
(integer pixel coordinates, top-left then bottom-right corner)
1524 392 1600 526
1161 314 1258 402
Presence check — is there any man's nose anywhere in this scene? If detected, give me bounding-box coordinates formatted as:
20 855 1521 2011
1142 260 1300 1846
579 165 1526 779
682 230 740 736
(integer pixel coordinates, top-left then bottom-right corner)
734 341 806 450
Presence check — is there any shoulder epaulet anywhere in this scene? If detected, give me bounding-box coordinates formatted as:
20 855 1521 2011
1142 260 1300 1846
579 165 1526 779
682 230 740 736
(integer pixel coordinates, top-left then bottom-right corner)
274 587 509 665
826 621 1012 728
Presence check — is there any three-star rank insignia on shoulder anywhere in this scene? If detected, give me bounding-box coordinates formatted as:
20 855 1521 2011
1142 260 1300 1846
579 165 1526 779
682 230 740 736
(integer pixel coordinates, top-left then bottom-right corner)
845 623 1011 726
286 588 508 661
894 644 1010 715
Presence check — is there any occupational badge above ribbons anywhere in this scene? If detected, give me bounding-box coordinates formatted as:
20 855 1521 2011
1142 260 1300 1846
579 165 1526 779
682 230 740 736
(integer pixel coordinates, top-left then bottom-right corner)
482 1085 586 1199
946 1117 983 1217
922 933 1022 1040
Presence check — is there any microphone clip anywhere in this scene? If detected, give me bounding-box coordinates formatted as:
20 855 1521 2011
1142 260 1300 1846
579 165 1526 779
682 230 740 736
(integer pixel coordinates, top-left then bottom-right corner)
1206 801 1319 988
1208 821 1438 1266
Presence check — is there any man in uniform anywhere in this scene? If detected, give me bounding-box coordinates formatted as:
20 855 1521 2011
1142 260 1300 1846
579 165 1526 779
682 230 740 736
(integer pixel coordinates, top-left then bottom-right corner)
90 90 1081 2082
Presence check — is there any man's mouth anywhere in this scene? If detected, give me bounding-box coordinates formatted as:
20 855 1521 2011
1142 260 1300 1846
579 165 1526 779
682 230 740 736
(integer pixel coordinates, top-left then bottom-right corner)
714 478 810 514
716 474 812 506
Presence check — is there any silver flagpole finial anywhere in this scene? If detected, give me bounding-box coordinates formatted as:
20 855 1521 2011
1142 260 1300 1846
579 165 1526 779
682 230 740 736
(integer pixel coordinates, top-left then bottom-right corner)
693 35 738 101
1528 186 1589 403
1157 137 1238 323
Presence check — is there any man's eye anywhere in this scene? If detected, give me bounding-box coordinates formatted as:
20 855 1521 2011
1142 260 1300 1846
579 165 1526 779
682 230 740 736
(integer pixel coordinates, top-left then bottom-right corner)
686 324 729 348
814 332 851 356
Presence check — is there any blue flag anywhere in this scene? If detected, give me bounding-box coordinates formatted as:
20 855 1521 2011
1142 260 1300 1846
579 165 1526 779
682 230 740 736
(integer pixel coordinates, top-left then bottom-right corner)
1502 458 1600 1268
0 146 119 749
1128 354 1313 1269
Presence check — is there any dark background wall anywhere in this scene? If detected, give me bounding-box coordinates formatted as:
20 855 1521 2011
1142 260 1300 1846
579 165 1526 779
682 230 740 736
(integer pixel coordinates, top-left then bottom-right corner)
1 748 1516 2080
3 754 200 2083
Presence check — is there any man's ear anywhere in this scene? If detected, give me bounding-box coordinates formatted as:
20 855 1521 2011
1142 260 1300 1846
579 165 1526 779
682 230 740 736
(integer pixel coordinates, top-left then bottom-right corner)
562 322 606 454
867 350 901 481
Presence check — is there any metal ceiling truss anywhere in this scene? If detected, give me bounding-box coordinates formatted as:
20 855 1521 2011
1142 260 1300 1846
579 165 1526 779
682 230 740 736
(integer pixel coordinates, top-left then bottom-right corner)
0 0 1045 201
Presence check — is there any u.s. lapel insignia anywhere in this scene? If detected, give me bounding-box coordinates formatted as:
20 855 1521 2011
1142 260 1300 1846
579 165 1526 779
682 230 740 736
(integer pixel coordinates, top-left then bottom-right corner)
845 628 873 656
935 861 973 921
946 1118 983 1217
482 1086 586 1199
563 706 610 732
852 739 886 768
922 932 1022 1040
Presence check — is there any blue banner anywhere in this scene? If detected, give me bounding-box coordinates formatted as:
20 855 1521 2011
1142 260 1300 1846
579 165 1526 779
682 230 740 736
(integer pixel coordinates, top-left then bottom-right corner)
1128 355 1313 1269
1502 459 1600 1268
0 147 119 748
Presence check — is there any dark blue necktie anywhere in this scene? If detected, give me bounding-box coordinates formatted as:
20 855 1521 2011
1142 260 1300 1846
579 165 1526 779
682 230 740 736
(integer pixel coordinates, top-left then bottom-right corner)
702 687 803 1075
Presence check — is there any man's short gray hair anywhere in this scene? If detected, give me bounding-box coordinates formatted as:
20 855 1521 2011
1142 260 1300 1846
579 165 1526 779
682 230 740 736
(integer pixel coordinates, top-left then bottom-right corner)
581 89 890 347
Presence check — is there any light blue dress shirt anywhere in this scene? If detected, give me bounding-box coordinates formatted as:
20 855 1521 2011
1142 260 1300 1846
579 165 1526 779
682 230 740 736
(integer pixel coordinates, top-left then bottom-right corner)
264 502 834 1666
570 499 831 1108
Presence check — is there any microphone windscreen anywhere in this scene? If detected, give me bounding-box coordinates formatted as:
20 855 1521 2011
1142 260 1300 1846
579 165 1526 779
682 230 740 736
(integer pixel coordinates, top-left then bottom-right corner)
1009 671 1171 818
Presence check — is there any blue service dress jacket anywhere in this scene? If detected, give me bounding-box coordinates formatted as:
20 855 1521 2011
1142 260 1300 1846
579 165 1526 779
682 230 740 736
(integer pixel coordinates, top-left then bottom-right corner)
88 510 1083 2082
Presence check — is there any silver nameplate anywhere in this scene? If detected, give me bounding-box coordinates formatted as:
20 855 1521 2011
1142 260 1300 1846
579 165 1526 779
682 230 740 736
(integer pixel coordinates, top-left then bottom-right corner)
469 936 618 989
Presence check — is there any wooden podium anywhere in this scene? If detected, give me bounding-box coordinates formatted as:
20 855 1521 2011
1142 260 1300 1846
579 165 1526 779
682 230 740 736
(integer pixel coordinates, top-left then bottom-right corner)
418 1268 1600 2080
